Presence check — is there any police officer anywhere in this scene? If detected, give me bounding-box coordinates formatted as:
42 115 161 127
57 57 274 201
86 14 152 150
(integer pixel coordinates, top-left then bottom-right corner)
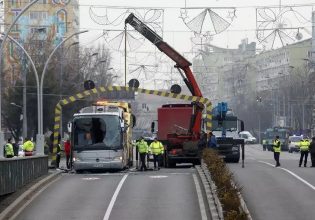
136 137 149 171
149 138 164 170
273 135 281 167
309 137 315 167
299 137 310 167
4 138 14 158
23 137 34 156
56 143 61 169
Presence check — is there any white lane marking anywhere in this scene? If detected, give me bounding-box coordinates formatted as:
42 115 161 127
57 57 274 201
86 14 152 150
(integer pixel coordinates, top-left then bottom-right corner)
192 174 207 220
103 174 128 220
258 161 315 191
82 177 100 180
149 175 168 178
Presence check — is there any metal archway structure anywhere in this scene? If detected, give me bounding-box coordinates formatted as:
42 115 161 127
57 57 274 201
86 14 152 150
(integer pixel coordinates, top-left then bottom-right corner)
52 86 212 163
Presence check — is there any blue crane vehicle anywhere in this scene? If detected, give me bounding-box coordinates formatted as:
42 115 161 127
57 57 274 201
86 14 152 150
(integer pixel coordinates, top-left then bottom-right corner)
210 102 244 163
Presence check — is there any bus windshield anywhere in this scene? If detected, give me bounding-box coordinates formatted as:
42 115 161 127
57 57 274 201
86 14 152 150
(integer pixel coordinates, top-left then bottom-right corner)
73 115 122 150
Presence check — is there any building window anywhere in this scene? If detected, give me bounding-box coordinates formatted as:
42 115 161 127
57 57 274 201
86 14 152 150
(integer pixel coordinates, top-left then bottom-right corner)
30 27 47 34
30 11 48 21
11 10 21 32
57 9 67 34
11 0 21 7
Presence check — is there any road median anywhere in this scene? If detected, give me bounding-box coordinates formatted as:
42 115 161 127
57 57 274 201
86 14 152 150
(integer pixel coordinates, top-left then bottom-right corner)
198 148 252 220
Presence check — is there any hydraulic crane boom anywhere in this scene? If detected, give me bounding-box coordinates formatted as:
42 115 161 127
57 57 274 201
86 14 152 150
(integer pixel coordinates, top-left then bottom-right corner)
125 13 203 97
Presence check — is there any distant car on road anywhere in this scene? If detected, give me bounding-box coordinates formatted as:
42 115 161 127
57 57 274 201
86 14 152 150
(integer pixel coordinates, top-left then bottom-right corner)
288 135 303 153
239 131 257 144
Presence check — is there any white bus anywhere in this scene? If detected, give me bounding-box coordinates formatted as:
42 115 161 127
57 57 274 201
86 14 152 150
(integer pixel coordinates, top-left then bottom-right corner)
71 102 134 172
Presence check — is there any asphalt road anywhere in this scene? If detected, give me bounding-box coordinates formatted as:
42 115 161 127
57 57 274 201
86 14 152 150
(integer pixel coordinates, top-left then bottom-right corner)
228 144 315 220
15 166 210 220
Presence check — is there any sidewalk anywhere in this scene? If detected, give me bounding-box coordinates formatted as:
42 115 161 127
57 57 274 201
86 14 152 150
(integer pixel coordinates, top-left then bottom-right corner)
48 156 68 170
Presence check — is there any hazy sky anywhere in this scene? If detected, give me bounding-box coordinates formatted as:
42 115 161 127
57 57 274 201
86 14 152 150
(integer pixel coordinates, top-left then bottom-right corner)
78 0 315 88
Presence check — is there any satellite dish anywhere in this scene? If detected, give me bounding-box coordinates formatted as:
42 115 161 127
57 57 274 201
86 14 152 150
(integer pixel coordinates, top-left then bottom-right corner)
84 80 95 90
170 84 181 94
295 32 303 40
128 79 140 88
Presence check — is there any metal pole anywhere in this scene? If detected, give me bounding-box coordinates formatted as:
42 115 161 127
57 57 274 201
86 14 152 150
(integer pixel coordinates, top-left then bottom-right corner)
0 34 40 145
39 31 88 154
124 24 127 87
258 113 261 144
60 46 63 138
0 0 39 157
40 30 88 136
302 104 305 130
22 55 27 139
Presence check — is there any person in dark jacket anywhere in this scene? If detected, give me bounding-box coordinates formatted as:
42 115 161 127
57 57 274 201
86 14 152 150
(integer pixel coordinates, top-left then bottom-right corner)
198 132 207 150
309 137 315 167
207 131 217 148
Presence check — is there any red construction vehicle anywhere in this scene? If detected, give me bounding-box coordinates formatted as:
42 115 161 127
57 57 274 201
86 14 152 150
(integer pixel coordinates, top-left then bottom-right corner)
125 13 204 167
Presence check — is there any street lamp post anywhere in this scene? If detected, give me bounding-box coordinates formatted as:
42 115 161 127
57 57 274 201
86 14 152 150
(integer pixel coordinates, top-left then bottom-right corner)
59 42 79 138
38 30 88 154
0 34 40 155
0 0 39 157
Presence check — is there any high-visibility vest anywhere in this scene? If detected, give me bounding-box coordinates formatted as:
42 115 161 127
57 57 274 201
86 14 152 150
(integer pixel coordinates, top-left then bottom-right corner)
23 140 34 152
273 139 281 152
136 140 148 153
5 143 14 157
299 139 310 151
149 141 164 155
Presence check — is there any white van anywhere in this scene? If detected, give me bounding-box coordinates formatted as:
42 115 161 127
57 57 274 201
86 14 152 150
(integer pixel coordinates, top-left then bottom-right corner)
239 131 257 144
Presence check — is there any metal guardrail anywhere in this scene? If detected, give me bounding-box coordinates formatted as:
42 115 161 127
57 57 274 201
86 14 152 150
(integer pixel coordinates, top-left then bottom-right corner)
0 156 48 196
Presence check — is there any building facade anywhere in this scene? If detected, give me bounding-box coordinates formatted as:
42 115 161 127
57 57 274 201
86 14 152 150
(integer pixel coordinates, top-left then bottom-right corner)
3 0 79 83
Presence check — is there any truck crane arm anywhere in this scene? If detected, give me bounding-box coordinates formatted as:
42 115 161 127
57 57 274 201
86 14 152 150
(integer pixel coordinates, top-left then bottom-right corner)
125 13 202 97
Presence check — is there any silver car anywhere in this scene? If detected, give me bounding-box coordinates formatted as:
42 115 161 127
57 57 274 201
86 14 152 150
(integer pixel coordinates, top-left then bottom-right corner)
288 135 303 153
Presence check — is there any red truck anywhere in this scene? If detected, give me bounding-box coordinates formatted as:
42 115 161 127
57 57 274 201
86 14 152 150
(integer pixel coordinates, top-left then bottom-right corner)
125 13 204 167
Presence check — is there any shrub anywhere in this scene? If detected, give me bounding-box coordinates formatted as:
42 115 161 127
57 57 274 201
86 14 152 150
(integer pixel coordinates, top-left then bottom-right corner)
203 148 247 220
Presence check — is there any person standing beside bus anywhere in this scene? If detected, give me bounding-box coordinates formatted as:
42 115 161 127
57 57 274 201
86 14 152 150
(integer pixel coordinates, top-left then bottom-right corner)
149 138 164 170
136 137 149 171
64 139 71 169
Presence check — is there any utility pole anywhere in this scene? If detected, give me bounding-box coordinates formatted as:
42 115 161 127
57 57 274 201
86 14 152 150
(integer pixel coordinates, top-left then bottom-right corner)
59 45 63 138
22 54 27 139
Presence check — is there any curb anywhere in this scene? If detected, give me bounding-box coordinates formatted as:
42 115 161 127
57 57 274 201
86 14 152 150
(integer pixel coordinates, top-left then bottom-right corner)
197 162 253 220
0 171 62 220
196 164 224 220
232 181 253 220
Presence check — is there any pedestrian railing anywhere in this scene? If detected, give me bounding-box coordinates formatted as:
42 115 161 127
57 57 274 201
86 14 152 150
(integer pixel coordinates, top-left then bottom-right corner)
0 156 48 196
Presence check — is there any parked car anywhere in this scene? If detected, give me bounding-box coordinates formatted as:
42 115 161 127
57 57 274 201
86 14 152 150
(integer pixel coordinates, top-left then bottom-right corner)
239 131 257 144
288 135 303 153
